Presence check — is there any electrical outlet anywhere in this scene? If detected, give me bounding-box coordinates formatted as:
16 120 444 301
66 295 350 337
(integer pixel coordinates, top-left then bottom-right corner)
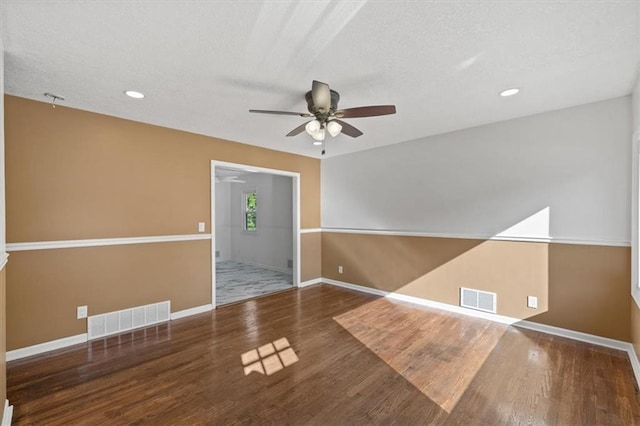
198 222 206 232
527 296 538 309
77 305 88 319
338 265 343 274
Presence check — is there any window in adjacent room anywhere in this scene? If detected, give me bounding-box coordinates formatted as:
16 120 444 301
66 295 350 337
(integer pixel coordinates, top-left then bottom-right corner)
243 190 257 231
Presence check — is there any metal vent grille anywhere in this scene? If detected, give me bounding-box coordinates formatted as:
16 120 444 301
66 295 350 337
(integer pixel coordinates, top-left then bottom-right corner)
87 301 171 340
460 287 497 314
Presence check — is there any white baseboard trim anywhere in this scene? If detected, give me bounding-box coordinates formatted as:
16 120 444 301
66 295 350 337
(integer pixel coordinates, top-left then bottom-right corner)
2 399 12 426
6 304 214 361
321 277 640 388
515 319 640 389
513 319 629 351
7 281 640 390
322 278 388 296
6 333 88 362
170 304 213 320
323 277 520 325
626 343 640 389
299 278 322 288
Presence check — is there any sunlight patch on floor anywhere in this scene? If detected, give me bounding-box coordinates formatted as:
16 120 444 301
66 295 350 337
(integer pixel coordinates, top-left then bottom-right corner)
334 298 506 413
241 337 299 376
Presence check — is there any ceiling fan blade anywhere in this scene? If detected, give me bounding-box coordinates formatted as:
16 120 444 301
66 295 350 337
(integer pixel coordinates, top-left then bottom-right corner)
312 80 331 112
335 105 396 118
286 121 309 137
216 176 247 183
249 109 311 117
334 119 363 138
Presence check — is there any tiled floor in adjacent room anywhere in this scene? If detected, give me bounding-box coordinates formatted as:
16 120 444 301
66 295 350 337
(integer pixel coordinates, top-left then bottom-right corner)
215 260 293 305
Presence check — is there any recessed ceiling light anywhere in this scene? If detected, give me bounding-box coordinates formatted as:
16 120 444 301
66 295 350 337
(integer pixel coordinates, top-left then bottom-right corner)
124 90 145 99
312 141 323 146
500 88 520 97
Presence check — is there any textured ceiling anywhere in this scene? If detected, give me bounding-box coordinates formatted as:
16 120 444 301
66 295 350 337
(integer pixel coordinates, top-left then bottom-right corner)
2 1 639 159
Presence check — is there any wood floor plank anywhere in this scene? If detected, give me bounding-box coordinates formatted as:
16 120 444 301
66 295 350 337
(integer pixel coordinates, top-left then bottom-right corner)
7 284 640 425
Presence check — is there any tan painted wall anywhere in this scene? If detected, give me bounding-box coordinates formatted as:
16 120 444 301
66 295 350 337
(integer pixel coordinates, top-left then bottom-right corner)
301 232 321 282
5 94 633 352
5 95 320 242
7 241 211 350
631 300 640 359
528 243 630 341
5 95 321 350
322 232 631 342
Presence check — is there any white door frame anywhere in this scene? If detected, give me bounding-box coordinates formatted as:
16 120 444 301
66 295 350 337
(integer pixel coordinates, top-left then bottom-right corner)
210 160 301 308
632 131 640 307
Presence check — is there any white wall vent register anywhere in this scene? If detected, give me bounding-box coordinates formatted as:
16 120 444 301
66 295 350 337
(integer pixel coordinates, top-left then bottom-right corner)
87 301 170 340
460 287 497 314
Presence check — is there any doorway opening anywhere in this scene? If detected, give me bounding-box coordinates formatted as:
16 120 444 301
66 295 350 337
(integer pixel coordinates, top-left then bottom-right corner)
211 161 300 307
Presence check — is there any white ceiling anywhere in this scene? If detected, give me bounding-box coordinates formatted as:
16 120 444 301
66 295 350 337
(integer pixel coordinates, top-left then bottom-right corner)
2 1 639 159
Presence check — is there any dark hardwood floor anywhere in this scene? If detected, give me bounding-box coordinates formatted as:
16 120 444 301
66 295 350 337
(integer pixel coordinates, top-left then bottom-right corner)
8 284 640 425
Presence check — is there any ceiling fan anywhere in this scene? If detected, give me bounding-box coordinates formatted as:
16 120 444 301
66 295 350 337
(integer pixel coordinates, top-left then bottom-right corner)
249 80 396 148
215 176 246 184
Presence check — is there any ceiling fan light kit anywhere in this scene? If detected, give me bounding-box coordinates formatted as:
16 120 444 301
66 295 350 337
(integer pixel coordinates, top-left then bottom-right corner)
327 120 342 137
249 80 396 151
310 127 326 142
305 119 321 134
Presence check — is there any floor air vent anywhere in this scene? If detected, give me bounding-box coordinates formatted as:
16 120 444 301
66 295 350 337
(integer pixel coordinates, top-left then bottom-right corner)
87 301 171 340
460 287 497 314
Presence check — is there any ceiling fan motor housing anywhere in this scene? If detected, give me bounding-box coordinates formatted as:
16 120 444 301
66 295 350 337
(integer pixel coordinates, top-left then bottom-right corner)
305 89 340 118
